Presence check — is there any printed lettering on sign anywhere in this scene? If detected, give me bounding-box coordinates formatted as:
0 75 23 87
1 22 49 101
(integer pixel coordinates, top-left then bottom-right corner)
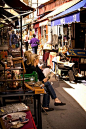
60 18 65 24
73 14 76 21
52 21 54 26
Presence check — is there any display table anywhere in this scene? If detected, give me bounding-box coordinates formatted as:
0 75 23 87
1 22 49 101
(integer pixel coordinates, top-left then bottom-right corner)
0 110 37 129
0 91 42 129
67 49 86 76
67 55 86 76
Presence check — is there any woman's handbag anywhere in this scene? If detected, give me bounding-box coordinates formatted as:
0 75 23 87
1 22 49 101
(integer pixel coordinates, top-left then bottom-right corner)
34 41 39 45
36 41 39 45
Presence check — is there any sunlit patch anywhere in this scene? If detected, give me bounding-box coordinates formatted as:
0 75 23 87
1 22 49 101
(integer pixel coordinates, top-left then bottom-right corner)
63 81 86 111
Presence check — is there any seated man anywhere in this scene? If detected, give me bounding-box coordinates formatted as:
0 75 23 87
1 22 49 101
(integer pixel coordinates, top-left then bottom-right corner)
53 52 83 83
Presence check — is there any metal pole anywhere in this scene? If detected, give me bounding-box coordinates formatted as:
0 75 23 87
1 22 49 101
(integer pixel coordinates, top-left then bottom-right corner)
51 27 53 49
20 15 22 57
62 24 63 47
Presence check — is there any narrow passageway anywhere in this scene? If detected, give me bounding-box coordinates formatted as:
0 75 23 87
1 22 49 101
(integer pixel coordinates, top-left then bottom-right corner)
42 76 86 129
11 45 86 129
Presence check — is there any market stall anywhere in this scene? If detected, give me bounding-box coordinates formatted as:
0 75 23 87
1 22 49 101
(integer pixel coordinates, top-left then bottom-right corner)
0 57 45 129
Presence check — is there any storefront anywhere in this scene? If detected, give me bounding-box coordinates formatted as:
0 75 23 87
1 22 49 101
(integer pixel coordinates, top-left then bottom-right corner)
51 0 86 49
39 20 49 44
33 23 39 38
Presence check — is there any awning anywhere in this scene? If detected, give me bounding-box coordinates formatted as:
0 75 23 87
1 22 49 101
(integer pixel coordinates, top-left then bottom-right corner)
51 12 80 26
0 0 35 28
52 0 86 20
3 0 35 13
1 0 35 57
0 7 18 27
38 0 81 22
0 7 18 21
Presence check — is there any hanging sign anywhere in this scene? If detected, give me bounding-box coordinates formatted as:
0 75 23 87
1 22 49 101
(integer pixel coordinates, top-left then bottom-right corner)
39 20 48 27
69 49 86 56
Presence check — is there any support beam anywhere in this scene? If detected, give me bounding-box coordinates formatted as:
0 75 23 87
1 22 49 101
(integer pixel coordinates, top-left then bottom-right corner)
20 15 22 57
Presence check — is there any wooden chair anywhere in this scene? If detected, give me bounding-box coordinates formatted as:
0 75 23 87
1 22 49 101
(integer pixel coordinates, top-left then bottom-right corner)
12 57 34 104
12 57 26 74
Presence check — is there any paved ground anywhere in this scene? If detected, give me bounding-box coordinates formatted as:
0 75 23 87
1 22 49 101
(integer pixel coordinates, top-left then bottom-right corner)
64 80 86 112
28 75 86 129
41 76 86 129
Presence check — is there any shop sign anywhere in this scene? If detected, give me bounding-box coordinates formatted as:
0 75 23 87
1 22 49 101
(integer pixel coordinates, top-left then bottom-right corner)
60 18 65 24
69 49 86 56
73 14 76 21
39 20 48 27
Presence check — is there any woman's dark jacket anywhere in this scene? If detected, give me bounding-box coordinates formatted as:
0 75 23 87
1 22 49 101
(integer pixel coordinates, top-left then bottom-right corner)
24 62 45 81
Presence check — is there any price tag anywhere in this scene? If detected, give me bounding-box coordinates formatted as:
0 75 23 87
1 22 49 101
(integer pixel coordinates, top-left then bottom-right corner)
1 109 4 112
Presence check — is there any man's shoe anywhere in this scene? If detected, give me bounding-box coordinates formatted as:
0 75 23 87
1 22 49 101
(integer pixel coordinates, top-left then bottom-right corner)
54 102 66 106
70 81 77 84
42 108 54 112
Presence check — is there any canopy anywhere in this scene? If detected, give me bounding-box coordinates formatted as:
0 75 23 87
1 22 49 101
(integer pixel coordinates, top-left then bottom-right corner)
51 0 86 26
37 0 81 22
0 7 18 27
51 12 80 26
3 0 35 13
52 0 86 20
0 7 18 21
1 0 35 57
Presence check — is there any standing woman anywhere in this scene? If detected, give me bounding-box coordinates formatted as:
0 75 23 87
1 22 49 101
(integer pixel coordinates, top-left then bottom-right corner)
29 34 39 54
10 30 18 48
23 31 28 51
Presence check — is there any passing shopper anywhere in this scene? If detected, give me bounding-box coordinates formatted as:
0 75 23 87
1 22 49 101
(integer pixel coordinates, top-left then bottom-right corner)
23 31 28 51
29 34 39 54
